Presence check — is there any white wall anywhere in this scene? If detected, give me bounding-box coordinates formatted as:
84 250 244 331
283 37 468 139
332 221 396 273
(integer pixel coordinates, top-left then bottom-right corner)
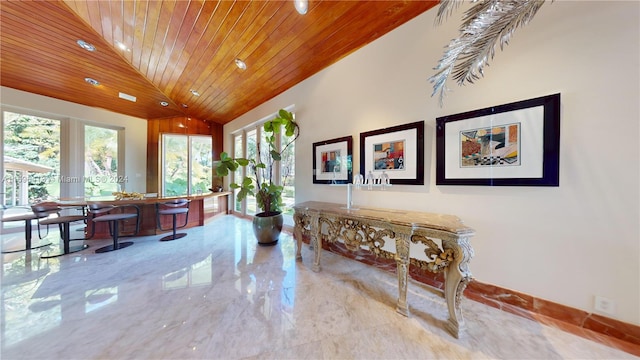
0 87 148 194
224 1 640 325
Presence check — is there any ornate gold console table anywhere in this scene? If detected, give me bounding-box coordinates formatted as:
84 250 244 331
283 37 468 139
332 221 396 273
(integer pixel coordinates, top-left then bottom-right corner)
292 201 475 338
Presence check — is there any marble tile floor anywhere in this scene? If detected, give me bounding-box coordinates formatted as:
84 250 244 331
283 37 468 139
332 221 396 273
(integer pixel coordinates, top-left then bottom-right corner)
1 215 638 360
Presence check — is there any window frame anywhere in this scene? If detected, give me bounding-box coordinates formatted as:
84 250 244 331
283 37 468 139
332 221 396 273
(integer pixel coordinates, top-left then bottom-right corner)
160 133 213 197
83 123 124 196
0 108 127 234
229 108 295 225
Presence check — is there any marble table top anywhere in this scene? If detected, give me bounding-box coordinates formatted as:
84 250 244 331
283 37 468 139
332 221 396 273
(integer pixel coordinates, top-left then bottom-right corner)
293 201 474 235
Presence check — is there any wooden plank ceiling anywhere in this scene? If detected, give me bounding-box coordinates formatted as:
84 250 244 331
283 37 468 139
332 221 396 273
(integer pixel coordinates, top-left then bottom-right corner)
0 1 437 125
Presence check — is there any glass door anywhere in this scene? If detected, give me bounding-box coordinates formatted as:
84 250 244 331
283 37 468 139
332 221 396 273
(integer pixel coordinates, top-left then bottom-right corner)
233 133 243 213
280 127 296 224
245 129 258 215
229 110 296 222
84 125 119 196
189 136 213 195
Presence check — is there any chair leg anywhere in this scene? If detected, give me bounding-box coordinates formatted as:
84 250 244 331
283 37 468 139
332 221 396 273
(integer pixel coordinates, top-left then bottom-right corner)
95 220 134 253
178 211 189 229
40 221 89 259
85 214 97 239
160 214 187 241
63 222 70 254
174 215 180 238
112 221 119 249
37 222 50 239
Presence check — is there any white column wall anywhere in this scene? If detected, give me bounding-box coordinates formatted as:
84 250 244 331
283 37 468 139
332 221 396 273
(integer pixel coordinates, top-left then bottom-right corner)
224 1 640 325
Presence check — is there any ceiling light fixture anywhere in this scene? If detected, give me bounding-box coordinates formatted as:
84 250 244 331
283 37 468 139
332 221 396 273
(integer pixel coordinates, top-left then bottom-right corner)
181 104 188 108
77 39 96 52
160 101 169 107
294 0 308 15
190 89 200 96
115 41 130 52
84 77 100 86
234 58 247 70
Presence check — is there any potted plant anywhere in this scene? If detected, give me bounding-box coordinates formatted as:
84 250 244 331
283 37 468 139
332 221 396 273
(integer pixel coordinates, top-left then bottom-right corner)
216 109 299 245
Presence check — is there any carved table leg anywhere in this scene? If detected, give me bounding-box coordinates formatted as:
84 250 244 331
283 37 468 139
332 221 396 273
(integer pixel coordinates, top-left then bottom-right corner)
294 216 303 261
443 236 474 338
310 211 322 272
395 233 410 316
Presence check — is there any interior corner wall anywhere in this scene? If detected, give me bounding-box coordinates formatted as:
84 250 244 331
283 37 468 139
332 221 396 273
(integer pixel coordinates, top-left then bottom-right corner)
0 87 148 193
223 1 640 325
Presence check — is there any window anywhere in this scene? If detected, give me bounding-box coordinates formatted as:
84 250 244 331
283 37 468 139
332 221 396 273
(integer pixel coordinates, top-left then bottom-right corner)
233 133 243 212
190 136 214 195
245 129 258 215
84 125 119 196
2 111 60 206
1 109 128 235
280 127 296 217
231 109 296 225
161 134 212 196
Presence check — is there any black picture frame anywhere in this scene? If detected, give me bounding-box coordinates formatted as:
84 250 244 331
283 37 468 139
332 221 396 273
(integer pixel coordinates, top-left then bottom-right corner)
313 136 353 184
436 93 560 186
359 121 424 185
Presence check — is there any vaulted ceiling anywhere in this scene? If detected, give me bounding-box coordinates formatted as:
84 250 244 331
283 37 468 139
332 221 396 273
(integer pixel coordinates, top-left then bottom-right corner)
0 1 437 125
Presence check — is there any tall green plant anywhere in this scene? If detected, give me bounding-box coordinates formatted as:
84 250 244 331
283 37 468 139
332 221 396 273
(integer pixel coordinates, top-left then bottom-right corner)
216 109 299 214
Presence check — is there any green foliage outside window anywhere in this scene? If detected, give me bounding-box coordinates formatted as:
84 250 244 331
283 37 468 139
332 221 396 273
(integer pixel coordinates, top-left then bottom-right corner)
85 125 118 196
162 134 212 197
3 112 59 203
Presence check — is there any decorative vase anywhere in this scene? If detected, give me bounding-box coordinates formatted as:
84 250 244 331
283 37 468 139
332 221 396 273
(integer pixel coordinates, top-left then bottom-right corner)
252 211 283 246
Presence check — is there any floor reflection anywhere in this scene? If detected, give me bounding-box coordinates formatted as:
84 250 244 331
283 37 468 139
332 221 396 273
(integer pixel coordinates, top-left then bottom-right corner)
1 216 636 359
1 216 301 355
163 255 213 290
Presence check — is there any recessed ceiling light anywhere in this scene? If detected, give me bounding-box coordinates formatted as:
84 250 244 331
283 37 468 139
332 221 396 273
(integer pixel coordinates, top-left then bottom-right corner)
294 0 308 15
84 77 100 86
115 41 130 52
77 39 96 52
234 58 247 70
190 89 200 97
160 101 169 107
181 104 188 108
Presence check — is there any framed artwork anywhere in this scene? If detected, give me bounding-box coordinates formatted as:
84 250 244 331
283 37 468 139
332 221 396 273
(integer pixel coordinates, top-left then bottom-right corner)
436 93 560 186
313 136 353 184
359 121 424 185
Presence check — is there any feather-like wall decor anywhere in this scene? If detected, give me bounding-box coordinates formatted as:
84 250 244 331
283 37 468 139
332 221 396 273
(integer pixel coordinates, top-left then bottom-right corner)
429 0 549 105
